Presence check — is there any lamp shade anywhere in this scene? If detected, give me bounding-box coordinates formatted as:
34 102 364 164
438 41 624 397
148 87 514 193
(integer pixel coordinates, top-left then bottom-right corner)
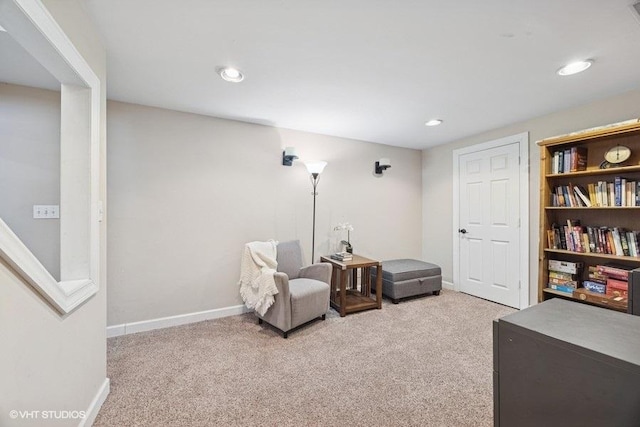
304 161 327 175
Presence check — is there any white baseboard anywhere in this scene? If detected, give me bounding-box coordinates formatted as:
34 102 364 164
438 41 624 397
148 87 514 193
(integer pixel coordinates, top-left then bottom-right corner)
106 324 126 338
442 280 455 290
79 378 109 427
107 304 252 337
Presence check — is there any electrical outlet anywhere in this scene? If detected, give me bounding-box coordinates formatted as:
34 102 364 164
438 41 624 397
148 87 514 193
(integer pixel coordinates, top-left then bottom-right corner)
33 205 60 219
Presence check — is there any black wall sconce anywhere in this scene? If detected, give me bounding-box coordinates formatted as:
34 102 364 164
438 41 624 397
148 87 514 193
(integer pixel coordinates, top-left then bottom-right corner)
282 147 298 166
374 158 391 175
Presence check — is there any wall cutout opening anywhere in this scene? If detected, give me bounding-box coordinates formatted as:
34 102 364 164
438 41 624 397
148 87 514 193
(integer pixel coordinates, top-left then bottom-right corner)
0 0 101 314
0 29 62 279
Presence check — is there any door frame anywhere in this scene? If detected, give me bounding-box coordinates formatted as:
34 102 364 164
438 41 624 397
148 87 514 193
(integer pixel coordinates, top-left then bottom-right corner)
452 132 529 309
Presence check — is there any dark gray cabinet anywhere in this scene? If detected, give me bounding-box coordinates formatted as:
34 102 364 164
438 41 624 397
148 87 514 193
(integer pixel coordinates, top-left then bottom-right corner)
629 268 640 315
493 298 640 427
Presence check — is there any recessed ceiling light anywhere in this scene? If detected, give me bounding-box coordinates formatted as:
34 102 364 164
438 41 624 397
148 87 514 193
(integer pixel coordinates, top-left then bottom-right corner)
218 66 244 83
557 60 593 76
425 119 443 127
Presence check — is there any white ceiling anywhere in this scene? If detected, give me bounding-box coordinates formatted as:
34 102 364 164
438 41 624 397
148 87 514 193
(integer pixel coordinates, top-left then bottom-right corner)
5 1 640 149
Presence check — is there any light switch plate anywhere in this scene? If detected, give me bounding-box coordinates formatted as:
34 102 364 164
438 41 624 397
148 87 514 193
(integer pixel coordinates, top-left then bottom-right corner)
33 205 60 219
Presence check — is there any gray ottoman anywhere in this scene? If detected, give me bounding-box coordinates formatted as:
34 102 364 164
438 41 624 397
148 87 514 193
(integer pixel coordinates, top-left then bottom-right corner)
371 259 442 304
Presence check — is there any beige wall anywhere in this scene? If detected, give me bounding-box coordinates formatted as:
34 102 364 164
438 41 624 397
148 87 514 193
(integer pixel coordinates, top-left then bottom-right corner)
107 100 422 325
0 83 61 279
422 87 640 306
0 1 107 426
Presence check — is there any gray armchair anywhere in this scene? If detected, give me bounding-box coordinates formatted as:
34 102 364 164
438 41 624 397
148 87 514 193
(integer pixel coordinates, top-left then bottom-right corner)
258 240 331 338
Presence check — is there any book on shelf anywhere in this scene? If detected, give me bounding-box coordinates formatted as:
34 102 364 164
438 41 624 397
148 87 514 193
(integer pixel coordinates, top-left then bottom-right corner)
606 277 628 297
610 178 638 207
553 178 640 207
568 219 583 252
547 259 583 294
557 224 567 249
550 184 593 207
620 231 630 256
583 280 606 294
615 176 623 207
566 185 576 207
547 257 582 294
547 223 640 257
608 182 615 206
548 277 578 287
587 266 607 283
547 262 630 299
553 149 571 174
627 231 639 256
551 146 588 174
570 146 588 172
548 283 577 293
546 230 557 249
605 227 615 254
548 259 583 274
587 183 597 205
573 185 591 207
597 181 607 207
548 270 576 281
552 151 560 174
596 263 633 280
611 228 624 256
586 227 597 252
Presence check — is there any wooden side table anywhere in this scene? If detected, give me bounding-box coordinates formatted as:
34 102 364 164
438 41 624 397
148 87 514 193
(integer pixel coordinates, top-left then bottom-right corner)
320 254 382 317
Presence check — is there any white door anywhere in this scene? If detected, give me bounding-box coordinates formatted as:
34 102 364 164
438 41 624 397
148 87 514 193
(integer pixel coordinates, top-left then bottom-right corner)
457 142 521 308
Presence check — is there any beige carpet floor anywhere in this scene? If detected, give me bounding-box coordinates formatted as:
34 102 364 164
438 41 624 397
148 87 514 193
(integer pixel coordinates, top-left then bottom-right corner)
94 290 515 426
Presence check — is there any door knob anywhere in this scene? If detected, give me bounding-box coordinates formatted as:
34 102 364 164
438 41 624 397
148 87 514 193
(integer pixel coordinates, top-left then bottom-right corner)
458 228 467 234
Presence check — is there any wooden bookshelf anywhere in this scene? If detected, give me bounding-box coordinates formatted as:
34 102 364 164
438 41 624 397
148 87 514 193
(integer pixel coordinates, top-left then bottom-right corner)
538 119 640 312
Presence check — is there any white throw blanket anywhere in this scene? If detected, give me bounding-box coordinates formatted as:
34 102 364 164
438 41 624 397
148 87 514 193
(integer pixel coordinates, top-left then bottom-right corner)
238 240 278 316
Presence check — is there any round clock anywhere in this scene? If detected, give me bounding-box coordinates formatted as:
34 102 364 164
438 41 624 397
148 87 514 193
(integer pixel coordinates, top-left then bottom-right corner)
604 145 631 164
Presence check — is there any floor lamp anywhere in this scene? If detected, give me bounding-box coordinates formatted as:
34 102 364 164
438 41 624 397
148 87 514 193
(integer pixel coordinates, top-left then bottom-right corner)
304 161 327 263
